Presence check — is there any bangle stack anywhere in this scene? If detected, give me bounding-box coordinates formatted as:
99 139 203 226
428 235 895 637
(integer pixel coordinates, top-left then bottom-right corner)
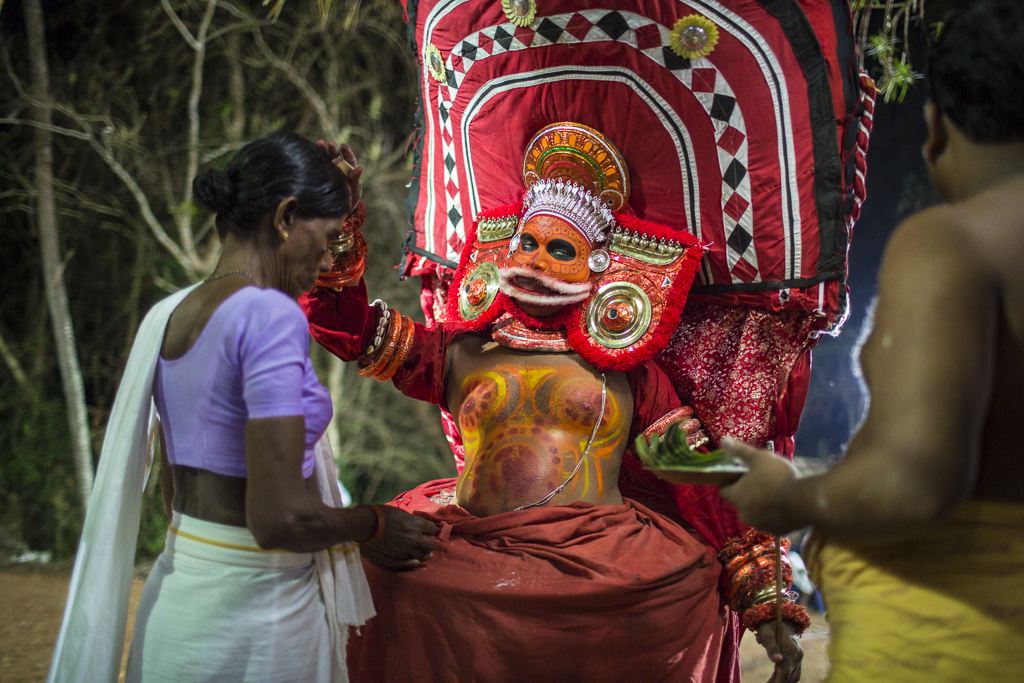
719 529 810 635
358 301 415 382
315 202 368 289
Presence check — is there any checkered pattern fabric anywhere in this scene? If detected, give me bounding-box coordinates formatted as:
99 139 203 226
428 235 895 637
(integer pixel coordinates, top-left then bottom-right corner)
435 9 758 284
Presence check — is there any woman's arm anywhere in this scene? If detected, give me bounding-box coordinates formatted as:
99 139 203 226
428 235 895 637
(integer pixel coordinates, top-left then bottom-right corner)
158 424 174 519
243 415 437 565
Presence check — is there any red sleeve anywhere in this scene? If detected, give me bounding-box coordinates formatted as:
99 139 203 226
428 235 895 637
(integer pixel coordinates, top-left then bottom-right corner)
389 321 470 408
620 361 747 551
299 283 470 408
299 282 375 362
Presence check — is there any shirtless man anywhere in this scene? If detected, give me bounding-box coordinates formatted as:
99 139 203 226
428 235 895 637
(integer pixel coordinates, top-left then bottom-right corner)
720 2 1024 679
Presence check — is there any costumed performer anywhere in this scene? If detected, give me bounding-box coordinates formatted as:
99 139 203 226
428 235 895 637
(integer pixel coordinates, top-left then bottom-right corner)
302 123 810 683
47 132 437 683
720 2 1024 680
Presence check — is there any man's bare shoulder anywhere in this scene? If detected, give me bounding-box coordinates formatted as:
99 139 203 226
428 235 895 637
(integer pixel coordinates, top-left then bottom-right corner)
882 204 987 280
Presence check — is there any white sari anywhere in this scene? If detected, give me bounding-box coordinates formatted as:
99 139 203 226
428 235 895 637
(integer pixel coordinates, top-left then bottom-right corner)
47 286 374 683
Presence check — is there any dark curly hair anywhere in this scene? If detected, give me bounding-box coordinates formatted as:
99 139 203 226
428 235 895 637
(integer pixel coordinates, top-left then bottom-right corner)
928 0 1024 143
193 132 351 239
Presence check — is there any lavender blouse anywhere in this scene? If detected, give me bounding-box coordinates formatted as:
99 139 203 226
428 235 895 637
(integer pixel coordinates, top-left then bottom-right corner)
154 287 332 479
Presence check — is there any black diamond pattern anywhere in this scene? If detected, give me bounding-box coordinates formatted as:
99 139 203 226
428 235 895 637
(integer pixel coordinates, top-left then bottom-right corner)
537 18 564 44
460 41 477 61
662 47 691 71
444 154 456 173
723 159 747 190
448 207 462 225
596 11 629 40
493 26 515 51
446 69 458 89
726 226 752 255
439 104 449 123
710 94 736 122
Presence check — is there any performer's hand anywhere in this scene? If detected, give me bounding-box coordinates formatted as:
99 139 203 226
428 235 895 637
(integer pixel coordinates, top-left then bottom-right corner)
718 437 799 535
338 144 363 209
362 507 438 569
316 140 363 209
755 620 803 683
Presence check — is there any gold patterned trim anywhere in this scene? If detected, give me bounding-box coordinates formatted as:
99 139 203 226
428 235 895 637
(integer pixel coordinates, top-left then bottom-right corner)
477 215 518 243
607 226 687 266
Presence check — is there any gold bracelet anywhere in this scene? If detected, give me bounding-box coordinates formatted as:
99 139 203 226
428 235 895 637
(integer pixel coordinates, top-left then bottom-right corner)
748 583 782 607
375 314 415 382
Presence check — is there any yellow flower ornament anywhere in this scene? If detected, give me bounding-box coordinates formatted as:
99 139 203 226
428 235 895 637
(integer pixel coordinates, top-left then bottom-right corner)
426 44 447 84
670 14 719 60
502 0 536 28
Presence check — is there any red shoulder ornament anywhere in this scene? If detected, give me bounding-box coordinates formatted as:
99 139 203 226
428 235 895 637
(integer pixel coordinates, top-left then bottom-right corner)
446 122 705 373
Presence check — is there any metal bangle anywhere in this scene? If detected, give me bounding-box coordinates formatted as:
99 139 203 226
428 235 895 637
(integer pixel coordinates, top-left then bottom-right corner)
375 315 415 382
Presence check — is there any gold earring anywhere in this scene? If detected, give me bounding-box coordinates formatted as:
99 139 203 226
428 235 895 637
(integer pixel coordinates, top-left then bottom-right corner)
282 230 290 241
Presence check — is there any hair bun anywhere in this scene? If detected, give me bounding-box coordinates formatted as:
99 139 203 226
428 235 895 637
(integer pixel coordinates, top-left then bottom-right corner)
193 168 237 215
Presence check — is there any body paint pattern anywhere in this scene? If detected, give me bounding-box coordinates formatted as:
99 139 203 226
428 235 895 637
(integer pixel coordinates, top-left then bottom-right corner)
455 364 625 515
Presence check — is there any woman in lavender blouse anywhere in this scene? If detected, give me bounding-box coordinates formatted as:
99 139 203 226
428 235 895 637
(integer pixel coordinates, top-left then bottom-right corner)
123 133 437 682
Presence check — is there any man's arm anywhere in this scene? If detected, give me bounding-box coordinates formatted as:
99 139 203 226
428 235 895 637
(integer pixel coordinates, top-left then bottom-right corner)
301 281 470 407
722 207 998 538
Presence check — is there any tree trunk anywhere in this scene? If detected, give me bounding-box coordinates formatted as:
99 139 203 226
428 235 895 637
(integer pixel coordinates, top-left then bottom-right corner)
24 0 95 513
225 29 245 143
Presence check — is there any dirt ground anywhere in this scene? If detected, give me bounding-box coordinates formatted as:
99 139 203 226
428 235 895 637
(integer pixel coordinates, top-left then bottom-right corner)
0 566 830 682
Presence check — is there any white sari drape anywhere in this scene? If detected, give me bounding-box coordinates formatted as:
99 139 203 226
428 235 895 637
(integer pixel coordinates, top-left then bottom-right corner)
47 286 374 683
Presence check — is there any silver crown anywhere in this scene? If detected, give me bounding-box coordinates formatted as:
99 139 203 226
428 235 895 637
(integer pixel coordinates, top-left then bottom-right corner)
520 179 616 246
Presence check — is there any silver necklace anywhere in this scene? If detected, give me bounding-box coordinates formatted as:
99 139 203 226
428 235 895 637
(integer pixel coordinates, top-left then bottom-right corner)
514 372 608 511
204 270 257 285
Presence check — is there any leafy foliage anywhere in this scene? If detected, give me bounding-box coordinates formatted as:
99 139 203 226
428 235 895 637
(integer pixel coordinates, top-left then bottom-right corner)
0 0 454 561
853 1 927 103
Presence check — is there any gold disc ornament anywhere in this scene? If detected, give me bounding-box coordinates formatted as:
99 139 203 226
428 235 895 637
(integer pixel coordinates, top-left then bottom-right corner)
522 122 631 211
459 261 500 320
585 281 652 349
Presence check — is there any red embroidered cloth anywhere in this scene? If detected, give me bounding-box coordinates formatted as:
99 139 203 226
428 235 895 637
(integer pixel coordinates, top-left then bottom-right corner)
347 479 741 683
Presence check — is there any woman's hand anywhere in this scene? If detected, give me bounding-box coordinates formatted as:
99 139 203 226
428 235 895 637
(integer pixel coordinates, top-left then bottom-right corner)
317 139 363 210
361 506 438 569
719 437 800 534
755 620 803 683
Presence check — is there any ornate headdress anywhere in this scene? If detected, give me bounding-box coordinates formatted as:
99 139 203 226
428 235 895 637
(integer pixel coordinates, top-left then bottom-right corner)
520 179 615 246
447 122 705 372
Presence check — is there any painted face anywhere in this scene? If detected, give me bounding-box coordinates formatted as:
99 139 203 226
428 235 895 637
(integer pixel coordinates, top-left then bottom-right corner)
508 214 592 283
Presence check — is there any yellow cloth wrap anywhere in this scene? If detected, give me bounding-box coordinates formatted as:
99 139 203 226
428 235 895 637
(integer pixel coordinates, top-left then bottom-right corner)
807 500 1024 682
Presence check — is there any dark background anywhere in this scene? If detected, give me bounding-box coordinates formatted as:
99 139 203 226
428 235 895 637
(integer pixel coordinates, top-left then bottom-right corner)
0 0 964 559
795 6 943 463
